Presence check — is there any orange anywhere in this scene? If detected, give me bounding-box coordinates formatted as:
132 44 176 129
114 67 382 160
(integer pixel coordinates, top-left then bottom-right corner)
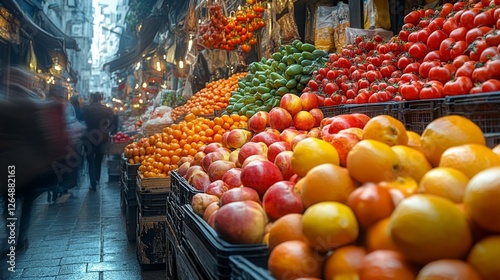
323 245 366 280
392 145 432 183
420 115 485 167
268 240 324 280
362 115 408 146
360 250 417 280
299 163 357 208
291 137 339 177
346 184 395 229
416 259 482 280
378 176 419 198
347 140 400 183
389 194 473 265
267 213 307 252
463 166 500 233
301 201 359 252
467 235 500 280
365 218 400 253
439 144 500 179
406 130 423 152
418 167 469 203
493 143 500 156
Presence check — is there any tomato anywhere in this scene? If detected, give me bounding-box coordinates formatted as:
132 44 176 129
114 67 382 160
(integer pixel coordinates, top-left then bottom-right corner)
423 51 442 62
365 41 375 51
466 28 484 46
404 62 421 74
479 47 499 63
373 35 384 43
427 30 448 51
456 61 477 78
485 30 500 47
377 44 390 54
425 9 436 18
450 40 468 60
428 17 445 32
354 92 368 104
474 10 495 27
470 84 484 94
400 73 420 83
419 61 441 78
469 39 489 61
472 66 493 83
404 11 421 25
399 81 423 100
408 42 428 60
365 70 382 83
485 59 500 79
439 38 455 62
443 76 474 96
460 9 479 29
481 79 500 92
399 29 410 41
443 19 459 35
495 7 500 21
453 55 471 68
380 65 396 78
419 19 431 28
428 65 453 84
420 81 444 99
408 32 418 43
417 28 432 43
454 1 466 11
449 27 468 42
440 3 454 18
397 55 413 70
324 82 338 95
308 80 319 91
358 78 370 89
337 57 352 68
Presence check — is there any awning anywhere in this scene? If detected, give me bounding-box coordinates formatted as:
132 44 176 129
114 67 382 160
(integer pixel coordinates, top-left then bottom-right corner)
2 0 64 50
33 10 80 50
103 49 138 73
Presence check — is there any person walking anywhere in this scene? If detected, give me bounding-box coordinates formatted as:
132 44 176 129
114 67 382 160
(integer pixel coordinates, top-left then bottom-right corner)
82 92 116 190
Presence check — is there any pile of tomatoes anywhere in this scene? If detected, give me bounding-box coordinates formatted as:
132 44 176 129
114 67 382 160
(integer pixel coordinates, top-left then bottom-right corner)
197 1 266 52
303 0 500 105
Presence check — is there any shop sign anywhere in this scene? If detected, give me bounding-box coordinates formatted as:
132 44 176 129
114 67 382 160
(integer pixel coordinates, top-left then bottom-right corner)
0 7 20 44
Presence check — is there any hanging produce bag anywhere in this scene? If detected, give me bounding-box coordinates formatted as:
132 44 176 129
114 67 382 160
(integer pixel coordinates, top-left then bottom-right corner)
275 0 300 45
314 6 336 52
364 0 391 30
333 2 350 52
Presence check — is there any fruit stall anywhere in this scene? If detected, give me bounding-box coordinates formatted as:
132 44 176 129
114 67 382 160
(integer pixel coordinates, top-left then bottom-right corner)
113 0 500 278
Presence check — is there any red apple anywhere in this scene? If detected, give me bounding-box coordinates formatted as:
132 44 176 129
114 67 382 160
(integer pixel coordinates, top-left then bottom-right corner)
309 108 324 127
352 113 371 126
238 141 269 165
327 115 366 134
241 154 269 169
280 93 303 116
177 161 191 177
262 181 304 221
214 147 232 161
203 202 219 223
188 170 211 191
267 141 292 163
203 142 223 154
193 151 206 166
280 128 301 145
201 151 225 172
227 129 253 149
214 200 268 244
291 134 307 149
228 149 240 165
204 180 229 197
247 111 269 133
265 128 281 136
222 168 242 189
185 165 204 180
293 110 316 131
207 210 218 228
300 92 319 111
207 160 236 182
289 174 301 184
221 131 230 148
274 150 294 180
307 127 321 138
240 160 284 197
268 107 293 132
219 186 261 206
328 132 361 167
251 131 281 147
178 156 194 166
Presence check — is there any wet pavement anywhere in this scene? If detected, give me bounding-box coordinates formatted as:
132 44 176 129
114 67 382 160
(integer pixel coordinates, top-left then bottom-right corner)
1 159 166 280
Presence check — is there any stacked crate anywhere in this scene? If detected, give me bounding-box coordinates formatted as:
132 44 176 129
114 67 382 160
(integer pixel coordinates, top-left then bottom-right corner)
120 154 140 242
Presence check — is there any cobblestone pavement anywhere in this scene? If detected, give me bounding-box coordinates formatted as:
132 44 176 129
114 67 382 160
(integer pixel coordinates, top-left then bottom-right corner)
1 160 166 280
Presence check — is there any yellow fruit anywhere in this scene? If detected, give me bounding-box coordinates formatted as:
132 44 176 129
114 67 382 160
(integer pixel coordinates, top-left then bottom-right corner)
299 163 357 208
323 245 366 280
392 145 432 182
347 139 400 183
362 115 408 146
439 144 500 179
418 167 469 203
379 176 419 198
268 240 324 280
406 130 423 152
493 143 500 156
267 213 307 252
467 235 500 280
365 217 400 253
302 201 359 252
416 259 482 280
291 137 339 177
420 115 485 167
464 166 500 233
389 194 472 265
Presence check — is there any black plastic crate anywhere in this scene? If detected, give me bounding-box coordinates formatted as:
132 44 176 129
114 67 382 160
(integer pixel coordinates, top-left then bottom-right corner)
174 240 209 280
400 99 444 135
229 255 274 280
136 188 169 217
170 171 184 206
181 205 269 280
486 133 500 149
124 199 137 242
107 157 121 178
166 194 184 242
443 92 500 134
136 213 167 266
319 105 345 118
180 177 203 206
343 102 401 120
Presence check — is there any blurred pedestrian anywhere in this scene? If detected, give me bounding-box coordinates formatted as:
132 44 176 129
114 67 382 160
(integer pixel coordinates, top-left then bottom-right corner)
82 92 116 190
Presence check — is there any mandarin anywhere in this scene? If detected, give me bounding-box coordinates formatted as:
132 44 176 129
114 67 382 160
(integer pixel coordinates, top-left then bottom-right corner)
362 115 408 146
439 144 500 179
268 240 324 280
418 167 469 203
360 250 417 280
392 144 432 182
323 245 366 280
467 235 500 280
416 259 482 280
267 213 307 252
365 217 400 253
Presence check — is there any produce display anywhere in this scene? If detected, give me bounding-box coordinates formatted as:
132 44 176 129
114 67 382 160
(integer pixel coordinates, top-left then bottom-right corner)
123 113 248 176
170 73 246 121
305 1 500 105
225 40 329 117
112 131 131 143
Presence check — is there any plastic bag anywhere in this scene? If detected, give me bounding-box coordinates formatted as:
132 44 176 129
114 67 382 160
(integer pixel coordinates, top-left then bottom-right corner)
275 0 300 44
314 6 336 52
333 2 350 52
364 0 391 30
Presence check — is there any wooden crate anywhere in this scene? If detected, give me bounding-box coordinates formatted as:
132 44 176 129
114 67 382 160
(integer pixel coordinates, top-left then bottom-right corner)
137 171 171 192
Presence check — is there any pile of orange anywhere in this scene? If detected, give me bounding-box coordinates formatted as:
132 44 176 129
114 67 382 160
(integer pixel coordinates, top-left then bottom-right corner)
171 72 247 120
137 113 247 178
